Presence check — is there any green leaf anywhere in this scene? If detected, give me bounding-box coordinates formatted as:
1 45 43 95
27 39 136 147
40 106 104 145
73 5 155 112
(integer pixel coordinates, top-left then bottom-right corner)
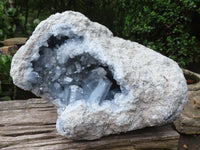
33 18 40 26
0 29 3 36
12 24 16 32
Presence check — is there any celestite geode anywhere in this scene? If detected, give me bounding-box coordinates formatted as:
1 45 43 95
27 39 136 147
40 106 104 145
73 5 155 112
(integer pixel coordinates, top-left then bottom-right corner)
10 11 188 140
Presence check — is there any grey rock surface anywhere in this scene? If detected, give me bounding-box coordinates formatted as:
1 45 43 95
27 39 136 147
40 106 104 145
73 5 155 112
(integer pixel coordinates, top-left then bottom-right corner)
174 69 200 134
10 11 188 140
182 69 200 91
174 93 200 134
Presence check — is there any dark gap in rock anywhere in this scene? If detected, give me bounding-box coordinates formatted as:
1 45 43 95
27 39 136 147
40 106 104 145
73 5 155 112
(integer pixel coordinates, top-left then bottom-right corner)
47 35 69 48
103 66 120 91
38 46 52 55
184 73 199 84
31 37 122 106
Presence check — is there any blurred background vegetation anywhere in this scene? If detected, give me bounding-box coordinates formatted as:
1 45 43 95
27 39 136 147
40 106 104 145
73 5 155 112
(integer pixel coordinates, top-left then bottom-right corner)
0 0 200 68
0 0 200 100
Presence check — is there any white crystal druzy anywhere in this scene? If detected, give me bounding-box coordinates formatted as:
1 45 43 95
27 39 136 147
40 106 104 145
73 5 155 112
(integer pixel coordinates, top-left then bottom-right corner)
10 11 188 140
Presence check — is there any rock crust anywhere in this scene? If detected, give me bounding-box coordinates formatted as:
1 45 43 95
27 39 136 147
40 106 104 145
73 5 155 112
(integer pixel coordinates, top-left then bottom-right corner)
174 69 200 134
10 11 188 140
174 93 200 134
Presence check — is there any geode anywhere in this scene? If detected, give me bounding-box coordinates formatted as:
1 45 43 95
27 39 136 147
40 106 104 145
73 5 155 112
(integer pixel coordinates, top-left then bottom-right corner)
10 11 188 140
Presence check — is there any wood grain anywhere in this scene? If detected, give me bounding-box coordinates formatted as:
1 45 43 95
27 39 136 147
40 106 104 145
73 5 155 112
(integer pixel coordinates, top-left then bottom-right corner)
0 98 179 150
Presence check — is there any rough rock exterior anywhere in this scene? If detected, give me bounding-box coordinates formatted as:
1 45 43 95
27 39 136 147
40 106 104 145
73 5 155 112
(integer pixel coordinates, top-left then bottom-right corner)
183 69 200 91
174 69 200 134
10 11 188 140
174 92 200 134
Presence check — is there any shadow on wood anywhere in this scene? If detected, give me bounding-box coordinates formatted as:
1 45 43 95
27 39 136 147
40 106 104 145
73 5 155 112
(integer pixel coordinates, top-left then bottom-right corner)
0 99 179 150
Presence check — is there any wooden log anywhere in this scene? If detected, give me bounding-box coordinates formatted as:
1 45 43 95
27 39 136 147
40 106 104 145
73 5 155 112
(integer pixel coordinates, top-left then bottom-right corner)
0 98 179 150
0 37 27 47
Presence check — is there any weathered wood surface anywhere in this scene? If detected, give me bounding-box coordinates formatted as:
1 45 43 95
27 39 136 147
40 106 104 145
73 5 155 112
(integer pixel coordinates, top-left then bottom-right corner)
0 98 179 150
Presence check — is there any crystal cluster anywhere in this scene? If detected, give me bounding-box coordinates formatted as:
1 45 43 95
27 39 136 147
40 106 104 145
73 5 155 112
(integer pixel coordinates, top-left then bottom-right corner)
31 35 121 114
10 11 188 140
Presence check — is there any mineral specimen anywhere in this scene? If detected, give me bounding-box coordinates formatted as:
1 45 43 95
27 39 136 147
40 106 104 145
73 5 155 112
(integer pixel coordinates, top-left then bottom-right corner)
10 11 188 140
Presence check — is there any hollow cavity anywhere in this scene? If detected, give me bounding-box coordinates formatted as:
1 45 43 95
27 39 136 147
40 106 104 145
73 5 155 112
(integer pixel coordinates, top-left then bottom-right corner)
31 35 121 108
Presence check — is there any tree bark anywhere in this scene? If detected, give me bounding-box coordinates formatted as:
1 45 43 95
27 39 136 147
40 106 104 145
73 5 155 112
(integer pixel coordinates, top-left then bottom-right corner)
36 0 42 18
8 0 14 8
24 0 29 27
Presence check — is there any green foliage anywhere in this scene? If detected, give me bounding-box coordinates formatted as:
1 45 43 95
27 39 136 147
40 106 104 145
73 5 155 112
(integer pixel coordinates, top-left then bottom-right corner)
14 0 116 36
0 54 12 83
0 54 13 100
0 81 1 96
0 0 17 40
114 0 200 67
0 0 199 68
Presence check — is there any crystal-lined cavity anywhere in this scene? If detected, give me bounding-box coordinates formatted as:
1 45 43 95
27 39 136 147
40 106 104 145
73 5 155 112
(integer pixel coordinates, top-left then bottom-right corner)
31 34 121 111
